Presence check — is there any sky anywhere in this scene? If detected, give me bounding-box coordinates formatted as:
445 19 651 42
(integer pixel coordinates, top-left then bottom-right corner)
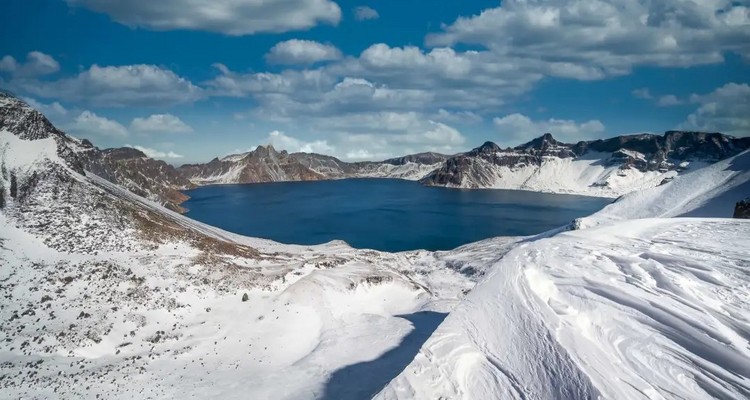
0 0 748 165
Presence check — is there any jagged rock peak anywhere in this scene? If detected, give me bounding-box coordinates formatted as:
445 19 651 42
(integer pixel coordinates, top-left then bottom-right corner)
0 91 61 141
468 141 502 156
256 144 278 153
516 133 566 150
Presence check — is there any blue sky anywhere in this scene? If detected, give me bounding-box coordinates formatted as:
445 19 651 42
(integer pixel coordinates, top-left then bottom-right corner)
1 0 748 164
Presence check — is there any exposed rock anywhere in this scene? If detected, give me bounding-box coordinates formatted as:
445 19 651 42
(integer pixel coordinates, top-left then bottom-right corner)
80 146 194 213
734 197 750 219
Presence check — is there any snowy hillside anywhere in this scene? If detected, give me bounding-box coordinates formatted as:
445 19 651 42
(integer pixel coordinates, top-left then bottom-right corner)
426 151 680 197
1 91 750 399
421 132 750 198
579 150 750 228
377 218 750 399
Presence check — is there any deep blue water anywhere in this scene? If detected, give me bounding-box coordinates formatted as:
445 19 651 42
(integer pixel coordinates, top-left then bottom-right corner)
183 179 610 252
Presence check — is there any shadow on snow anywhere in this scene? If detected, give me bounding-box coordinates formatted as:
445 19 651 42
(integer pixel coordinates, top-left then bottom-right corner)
320 311 448 400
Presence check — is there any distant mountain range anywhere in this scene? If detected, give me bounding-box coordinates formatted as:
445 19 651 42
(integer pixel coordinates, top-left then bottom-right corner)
1 92 748 213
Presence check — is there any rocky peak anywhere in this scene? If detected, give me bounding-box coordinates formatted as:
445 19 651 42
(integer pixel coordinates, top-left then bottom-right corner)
517 133 558 150
516 133 576 158
253 144 279 158
0 93 86 174
468 141 502 156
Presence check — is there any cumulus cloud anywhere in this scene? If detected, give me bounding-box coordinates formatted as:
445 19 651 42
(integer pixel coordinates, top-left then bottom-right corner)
319 111 467 159
14 64 203 107
678 82 750 136
354 6 379 21
261 130 334 154
657 95 683 107
130 114 193 134
71 110 129 137
65 0 341 35
0 51 60 77
265 39 342 65
493 113 605 144
427 1 750 76
206 63 336 98
125 144 184 159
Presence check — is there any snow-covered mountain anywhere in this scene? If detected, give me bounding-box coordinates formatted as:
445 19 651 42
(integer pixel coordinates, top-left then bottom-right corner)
421 132 750 197
178 146 449 185
0 93 193 212
1 92 749 399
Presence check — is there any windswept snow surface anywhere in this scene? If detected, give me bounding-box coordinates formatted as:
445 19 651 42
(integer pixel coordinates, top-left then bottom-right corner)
377 218 750 400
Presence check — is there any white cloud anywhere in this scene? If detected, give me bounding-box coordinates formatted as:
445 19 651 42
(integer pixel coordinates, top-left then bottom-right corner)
678 82 750 136
354 6 379 21
493 113 605 144
0 51 60 77
14 64 203 107
125 144 184 159
657 95 683 107
265 39 342 65
428 1 750 75
130 114 193 134
319 111 467 159
71 110 129 137
261 130 334 154
206 64 336 98
632 88 653 100
65 0 341 35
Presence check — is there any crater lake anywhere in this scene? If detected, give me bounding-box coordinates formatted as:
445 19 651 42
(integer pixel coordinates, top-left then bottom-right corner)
183 179 611 252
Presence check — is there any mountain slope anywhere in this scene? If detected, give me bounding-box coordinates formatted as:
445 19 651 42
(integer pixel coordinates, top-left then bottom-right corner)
0 93 193 212
421 132 750 197
578 150 750 228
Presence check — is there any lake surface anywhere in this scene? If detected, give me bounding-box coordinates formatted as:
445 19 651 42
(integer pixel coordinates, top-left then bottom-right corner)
184 179 610 252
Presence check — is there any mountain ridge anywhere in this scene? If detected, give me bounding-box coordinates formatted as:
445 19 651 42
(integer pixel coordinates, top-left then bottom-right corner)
2 92 748 211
